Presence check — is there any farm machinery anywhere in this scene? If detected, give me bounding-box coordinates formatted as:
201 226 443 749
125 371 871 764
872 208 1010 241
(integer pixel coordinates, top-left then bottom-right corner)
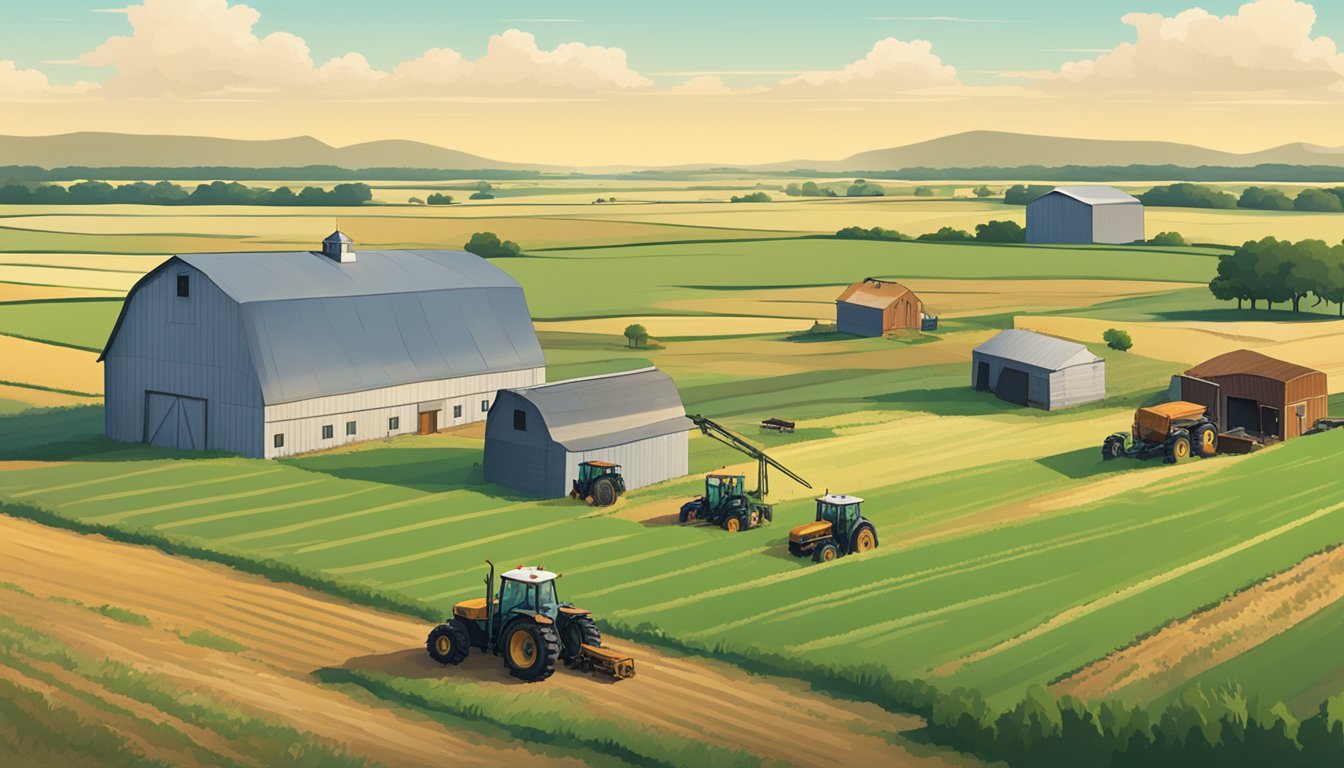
570 460 626 507
426 560 635 682
679 414 812 532
1102 401 1221 464
789 493 880 562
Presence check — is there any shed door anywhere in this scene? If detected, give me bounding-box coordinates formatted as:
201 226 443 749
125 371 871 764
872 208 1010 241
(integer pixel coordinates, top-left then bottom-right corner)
144 392 206 450
1260 406 1281 438
975 361 991 391
418 411 439 435
1226 397 1259 433
996 367 1030 406
1175 376 1221 425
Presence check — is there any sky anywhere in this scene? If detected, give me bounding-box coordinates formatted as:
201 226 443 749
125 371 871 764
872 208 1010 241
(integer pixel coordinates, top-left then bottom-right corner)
3 0 1344 165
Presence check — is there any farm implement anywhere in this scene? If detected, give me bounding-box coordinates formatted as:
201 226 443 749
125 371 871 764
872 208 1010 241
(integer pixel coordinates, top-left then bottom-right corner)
1102 401 1241 464
679 414 812 532
789 493 880 562
426 560 635 682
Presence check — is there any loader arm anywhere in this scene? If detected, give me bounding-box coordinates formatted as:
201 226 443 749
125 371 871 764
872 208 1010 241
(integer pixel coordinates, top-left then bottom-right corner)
688 414 812 498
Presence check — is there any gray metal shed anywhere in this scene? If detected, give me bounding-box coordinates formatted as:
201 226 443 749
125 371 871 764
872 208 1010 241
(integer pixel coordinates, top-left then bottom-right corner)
483 367 692 498
1026 186 1144 245
972 329 1105 410
101 235 546 458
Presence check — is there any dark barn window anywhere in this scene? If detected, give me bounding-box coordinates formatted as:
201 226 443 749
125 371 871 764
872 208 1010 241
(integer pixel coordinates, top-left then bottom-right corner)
176 274 190 297
513 409 527 431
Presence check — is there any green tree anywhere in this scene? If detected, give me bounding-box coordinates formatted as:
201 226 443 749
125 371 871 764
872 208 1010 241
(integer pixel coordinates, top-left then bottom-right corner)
623 323 648 348
426 192 453 205
834 225 909 241
1139 183 1237 209
846 179 885 197
1238 186 1293 210
1103 328 1133 351
469 190 495 200
974 220 1025 243
972 184 994 198
463 231 522 258
1294 188 1344 212
917 226 974 242
913 186 936 197
1004 184 1053 205
730 191 771 203
1148 231 1186 246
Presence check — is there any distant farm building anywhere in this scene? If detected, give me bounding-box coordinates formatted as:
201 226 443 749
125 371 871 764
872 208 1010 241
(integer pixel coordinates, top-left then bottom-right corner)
483 367 692 498
100 232 546 458
836 278 932 336
1173 350 1327 441
1026 186 1144 245
972 329 1106 410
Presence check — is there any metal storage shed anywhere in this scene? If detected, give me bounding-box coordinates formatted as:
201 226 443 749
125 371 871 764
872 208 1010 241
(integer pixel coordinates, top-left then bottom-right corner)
1172 350 1327 440
835 278 926 337
483 367 692 498
1026 186 1144 245
972 329 1106 410
100 233 546 458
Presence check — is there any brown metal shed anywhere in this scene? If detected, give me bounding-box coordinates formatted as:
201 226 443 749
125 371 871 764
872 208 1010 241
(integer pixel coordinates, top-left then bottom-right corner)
1176 350 1328 440
835 279 923 337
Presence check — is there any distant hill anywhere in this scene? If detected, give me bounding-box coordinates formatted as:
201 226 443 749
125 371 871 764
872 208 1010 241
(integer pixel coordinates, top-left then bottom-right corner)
791 131 1344 172
0 132 547 171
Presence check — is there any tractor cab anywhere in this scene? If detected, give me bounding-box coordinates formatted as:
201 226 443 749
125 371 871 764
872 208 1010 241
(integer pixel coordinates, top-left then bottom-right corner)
496 566 561 621
577 461 621 486
789 494 879 562
705 474 747 507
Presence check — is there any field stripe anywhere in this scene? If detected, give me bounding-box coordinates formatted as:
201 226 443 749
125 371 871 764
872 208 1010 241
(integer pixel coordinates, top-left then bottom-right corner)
65 468 282 505
325 518 577 576
87 480 325 525
936 499 1344 676
155 486 383 532
388 533 640 591
292 499 540 555
8 463 192 499
587 547 770 602
214 491 456 545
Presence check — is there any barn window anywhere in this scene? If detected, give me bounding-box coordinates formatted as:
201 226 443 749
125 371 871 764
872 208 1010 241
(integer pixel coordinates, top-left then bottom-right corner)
513 409 527 431
273 434 284 449
481 399 489 413
388 416 399 431
346 421 357 436
176 273 190 298
453 404 463 418
322 425 333 440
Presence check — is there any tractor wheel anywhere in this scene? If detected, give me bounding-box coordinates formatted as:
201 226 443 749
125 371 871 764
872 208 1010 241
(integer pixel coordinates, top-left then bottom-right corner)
502 622 560 682
853 526 878 554
560 616 602 666
426 621 470 665
590 477 618 507
747 508 762 529
723 516 742 533
812 541 841 563
1191 423 1218 458
1102 435 1124 461
679 503 698 524
1164 430 1191 464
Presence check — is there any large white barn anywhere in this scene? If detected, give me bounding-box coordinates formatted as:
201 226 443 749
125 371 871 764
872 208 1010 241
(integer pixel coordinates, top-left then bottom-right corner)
1026 186 1144 245
100 232 546 458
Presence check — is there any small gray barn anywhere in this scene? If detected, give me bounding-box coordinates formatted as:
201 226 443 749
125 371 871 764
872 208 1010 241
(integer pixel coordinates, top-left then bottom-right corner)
483 367 692 498
972 329 1105 410
1026 186 1144 245
100 232 546 458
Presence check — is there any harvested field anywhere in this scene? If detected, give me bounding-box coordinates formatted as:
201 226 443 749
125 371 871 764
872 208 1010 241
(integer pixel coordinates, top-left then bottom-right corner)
0 335 102 394
535 315 811 337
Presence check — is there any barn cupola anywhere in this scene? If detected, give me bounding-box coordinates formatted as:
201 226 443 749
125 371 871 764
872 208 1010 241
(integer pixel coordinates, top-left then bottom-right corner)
321 229 355 263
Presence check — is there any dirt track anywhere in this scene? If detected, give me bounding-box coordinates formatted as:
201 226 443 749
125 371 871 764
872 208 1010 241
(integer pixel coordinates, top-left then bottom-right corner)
0 515 976 767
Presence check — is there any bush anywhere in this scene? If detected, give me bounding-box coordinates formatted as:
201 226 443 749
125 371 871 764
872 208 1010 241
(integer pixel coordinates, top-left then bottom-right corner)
784 181 837 197
834 225 909 241
1103 328 1133 351
913 186 936 197
1148 231 1186 246
469 190 495 200
1004 184 1054 205
426 192 453 205
1238 186 1293 211
846 179 885 197
1139 183 1237 209
1294 188 1344 212
917 226 975 242
623 323 649 348
729 191 771 203
463 231 521 258
973 184 994 198
974 220 1025 243
407 196 424 205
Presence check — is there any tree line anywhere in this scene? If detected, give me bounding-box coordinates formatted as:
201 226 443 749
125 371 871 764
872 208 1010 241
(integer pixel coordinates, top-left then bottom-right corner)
0 180 373 206
0 165 543 181
1210 236 1344 314
1138 183 1344 212
835 220 1025 243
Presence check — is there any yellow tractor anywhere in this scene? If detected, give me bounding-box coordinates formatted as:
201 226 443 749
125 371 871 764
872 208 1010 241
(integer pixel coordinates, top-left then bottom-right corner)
789 493 879 563
1102 401 1219 464
426 561 634 682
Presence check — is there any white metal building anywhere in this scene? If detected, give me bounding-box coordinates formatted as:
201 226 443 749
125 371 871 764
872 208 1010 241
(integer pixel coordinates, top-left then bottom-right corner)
100 232 546 458
972 329 1105 410
1026 186 1144 245
483 367 692 498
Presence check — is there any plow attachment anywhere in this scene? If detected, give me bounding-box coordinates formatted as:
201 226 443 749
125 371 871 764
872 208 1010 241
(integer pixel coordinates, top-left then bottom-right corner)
573 644 636 680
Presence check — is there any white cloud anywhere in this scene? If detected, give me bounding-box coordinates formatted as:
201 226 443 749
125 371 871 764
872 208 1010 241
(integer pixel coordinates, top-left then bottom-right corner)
775 38 962 96
73 0 649 99
1003 0 1344 93
0 59 94 98
665 74 766 96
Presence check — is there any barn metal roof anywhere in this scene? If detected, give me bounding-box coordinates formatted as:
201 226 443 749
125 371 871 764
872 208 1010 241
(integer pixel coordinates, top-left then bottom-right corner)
1186 350 1322 384
508 367 692 452
101 249 545 405
837 278 914 309
973 329 1102 371
1045 186 1141 206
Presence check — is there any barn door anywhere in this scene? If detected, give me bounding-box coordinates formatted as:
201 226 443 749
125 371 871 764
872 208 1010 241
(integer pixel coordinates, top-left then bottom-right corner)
975 361 991 391
1260 406 1281 438
1226 397 1259 433
996 368 1030 406
144 392 207 450
1175 375 1221 425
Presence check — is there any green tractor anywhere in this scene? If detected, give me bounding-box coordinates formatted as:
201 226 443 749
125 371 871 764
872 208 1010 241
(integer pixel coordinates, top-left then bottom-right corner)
569 460 626 507
426 561 634 682
789 493 879 563
678 415 812 532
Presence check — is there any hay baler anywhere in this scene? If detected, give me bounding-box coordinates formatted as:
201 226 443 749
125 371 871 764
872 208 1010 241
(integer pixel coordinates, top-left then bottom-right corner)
1102 401 1218 464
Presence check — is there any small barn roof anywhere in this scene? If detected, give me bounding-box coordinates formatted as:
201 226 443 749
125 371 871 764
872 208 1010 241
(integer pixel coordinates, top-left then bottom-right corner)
509 367 692 452
323 229 353 245
1186 350 1322 384
1045 186 1141 207
973 329 1102 371
837 278 914 310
